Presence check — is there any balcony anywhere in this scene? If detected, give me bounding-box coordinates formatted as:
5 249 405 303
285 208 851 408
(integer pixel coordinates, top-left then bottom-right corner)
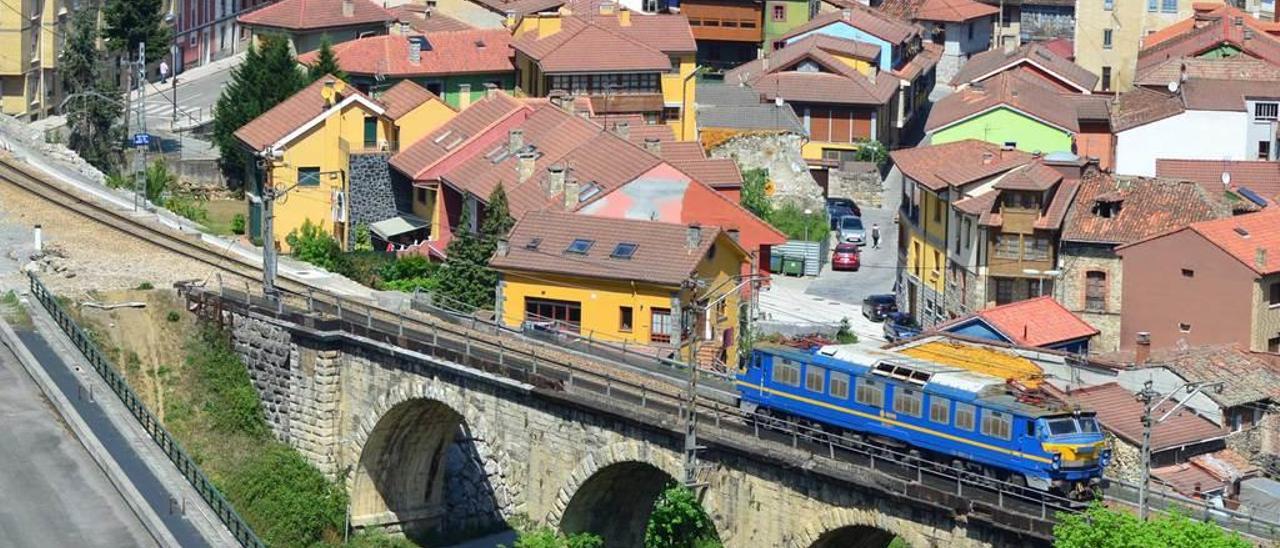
680 0 762 43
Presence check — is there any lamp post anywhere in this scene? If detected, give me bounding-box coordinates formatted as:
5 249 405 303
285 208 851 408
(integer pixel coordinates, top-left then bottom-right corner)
803 208 813 242
1135 380 1224 519
1021 268 1062 297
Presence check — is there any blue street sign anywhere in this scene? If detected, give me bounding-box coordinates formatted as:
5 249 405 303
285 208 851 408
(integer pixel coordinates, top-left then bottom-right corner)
132 133 151 147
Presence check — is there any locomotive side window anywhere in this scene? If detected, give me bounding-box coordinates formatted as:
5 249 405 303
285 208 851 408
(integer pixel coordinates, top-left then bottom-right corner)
929 396 950 424
894 387 923 418
955 403 976 431
805 365 826 393
855 377 883 407
981 410 1012 440
773 359 801 387
829 371 850 399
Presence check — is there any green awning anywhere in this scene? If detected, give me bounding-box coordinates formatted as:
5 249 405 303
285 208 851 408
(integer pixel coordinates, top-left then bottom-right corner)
369 215 429 240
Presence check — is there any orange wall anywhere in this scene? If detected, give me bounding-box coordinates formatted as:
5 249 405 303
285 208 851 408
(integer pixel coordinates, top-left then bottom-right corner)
1076 123 1113 171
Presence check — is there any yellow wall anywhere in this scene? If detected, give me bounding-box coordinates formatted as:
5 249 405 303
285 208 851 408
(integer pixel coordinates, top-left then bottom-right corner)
829 52 873 75
661 54 698 141
1074 0 1221 91
394 98 457 149
800 141 859 162
0 0 64 118
921 190 948 243
905 231 946 294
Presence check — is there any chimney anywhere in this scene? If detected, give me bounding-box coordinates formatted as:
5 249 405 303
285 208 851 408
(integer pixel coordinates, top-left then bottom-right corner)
497 238 510 256
1257 247 1268 270
484 82 499 98
342 0 354 17
643 137 661 155
1003 38 1016 54
508 129 525 153
547 164 566 196
600 2 616 15
982 151 994 165
1135 332 1151 366
323 78 337 106
399 21 412 35
408 38 422 64
841 8 852 19
516 151 537 183
618 8 632 26
868 66 877 85
727 228 740 242
564 179 580 209
686 224 703 250
613 120 630 139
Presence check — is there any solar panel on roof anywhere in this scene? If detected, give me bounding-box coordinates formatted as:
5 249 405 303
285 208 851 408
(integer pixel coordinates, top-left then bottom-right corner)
1238 186 1268 207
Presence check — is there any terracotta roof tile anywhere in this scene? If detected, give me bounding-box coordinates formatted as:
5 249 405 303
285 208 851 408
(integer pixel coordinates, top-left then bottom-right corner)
892 41 941 81
377 80 447 121
1062 172 1228 245
672 158 742 188
1135 57 1280 88
470 0 567 16
1137 5 1280 75
1110 86 1184 132
727 34 881 84
234 77 370 151
1095 345 1280 408
879 0 998 24
777 5 920 46
950 42 1096 90
1153 450 1260 497
1180 78 1280 112
507 130 664 215
952 189 999 215
389 92 528 180
754 70 900 106
1187 208 1280 275
926 71 1082 134
389 6 473 32
1156 159 1280 203
993 162 1062 191
490 210 727 286
1034 177 1078 230
297 30 514 77
889 139 1032 191
1055 383 1227 452
657 141 706 163
1041 37 1073 60
238 0 394 30
973 296 1099 347
512 15 695 73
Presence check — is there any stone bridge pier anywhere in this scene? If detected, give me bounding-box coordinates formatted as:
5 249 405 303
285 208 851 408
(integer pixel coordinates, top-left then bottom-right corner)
220 305 1045 548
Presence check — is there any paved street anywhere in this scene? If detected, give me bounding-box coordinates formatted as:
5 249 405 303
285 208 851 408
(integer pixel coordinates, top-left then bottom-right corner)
136 56 239 132
0 341 156 548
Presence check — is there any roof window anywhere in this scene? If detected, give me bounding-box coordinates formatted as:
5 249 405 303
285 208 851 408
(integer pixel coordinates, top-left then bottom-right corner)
1235 226 1250 238
611 242 638 259
525 237 542 250
566 238 594 254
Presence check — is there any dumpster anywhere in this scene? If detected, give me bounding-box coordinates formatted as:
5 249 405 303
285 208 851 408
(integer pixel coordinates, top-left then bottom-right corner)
782 255 805 276
770 252 783 273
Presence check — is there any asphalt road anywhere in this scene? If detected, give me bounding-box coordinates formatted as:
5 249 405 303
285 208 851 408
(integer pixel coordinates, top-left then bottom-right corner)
805 165 904 308
0 342 155 548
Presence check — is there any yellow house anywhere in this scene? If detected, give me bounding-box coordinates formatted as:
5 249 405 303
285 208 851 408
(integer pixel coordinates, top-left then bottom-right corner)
491 210 750 368
235 77 455 252
1 0 74 119
511 7 699 141
1073 0 1223 91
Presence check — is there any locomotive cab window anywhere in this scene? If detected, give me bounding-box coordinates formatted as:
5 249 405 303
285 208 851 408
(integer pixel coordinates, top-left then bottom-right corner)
805 365 826 393
929 397 950 424
830 371 850 399
773 359 801 387
855 377 883 407
893 387 923 418
955 403 976 431
981 410 1012 440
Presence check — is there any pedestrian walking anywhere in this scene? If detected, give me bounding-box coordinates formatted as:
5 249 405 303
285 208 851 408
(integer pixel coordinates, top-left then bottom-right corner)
159 60 170 84
871 223 881 249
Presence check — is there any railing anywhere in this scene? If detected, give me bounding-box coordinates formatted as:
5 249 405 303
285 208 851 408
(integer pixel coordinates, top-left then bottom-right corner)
28 273 264 548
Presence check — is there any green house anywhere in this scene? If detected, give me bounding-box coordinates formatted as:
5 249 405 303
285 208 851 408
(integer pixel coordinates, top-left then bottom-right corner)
763 0 818 46
925 71 1082 155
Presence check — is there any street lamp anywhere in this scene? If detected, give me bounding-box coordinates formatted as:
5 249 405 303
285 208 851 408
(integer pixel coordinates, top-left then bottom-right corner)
803 208 813 242
1135 380 1224 519
1021 268 1062 297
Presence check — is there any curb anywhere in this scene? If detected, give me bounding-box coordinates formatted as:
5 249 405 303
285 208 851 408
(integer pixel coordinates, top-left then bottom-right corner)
0 312 180 548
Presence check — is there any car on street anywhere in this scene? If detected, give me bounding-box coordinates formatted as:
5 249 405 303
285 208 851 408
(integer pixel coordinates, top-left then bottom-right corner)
837 215 865 245
828 205 856 230
826 197 861 218
883 312 922 342
862 294 897 322
831 243 861 271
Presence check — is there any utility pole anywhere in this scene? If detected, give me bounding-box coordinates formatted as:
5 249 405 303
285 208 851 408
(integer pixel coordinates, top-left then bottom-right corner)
1136 379 1224 519
171 45 178 132
257 151 281 303
133 42 148 211
678 276 700 487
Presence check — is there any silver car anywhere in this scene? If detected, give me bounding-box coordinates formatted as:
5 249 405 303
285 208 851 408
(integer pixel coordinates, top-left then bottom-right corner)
838 215 865 246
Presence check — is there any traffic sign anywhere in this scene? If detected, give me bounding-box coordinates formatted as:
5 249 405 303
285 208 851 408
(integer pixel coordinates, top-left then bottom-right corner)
132 133 151 147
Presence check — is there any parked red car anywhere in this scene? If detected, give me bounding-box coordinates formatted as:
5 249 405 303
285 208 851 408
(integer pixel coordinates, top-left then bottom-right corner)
832 243 861 271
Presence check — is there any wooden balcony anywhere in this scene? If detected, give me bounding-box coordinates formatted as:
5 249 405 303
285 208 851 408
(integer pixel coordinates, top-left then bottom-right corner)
681 0 762 43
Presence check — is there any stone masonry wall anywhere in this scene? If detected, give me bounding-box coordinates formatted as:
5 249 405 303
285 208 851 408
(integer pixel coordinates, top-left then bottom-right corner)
828 162 883 208
231 316 294 440
347 152 398 248
1058 243 1123 352
709 133 824 209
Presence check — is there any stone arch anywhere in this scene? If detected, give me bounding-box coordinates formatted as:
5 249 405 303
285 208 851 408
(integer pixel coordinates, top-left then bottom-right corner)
790 507 931 548
347 381 515 537
548 441 706 547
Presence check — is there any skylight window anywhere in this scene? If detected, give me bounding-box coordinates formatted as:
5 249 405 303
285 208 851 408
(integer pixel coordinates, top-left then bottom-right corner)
566 239 594 254
611 243 638 259
525 238 542 250
578 182 602 203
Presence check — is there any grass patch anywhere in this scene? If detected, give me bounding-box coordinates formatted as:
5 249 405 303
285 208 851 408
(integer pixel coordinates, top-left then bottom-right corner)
204 199 248 236
0 290 31 328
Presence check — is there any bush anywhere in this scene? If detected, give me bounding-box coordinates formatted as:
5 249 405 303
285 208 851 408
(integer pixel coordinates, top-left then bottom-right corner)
185 328 267 437
334 250 394 288
1054 502 1250 548
740 168 771 219
222 444 347 547
135 282 154 290
166 193 210 224
512 527 603 548
166 310 181 323
767 203 829 242
353 224 373 252
231 213 247 235
285 219 342 271
644 485 721 548
836 317 857 344
379 255 441 293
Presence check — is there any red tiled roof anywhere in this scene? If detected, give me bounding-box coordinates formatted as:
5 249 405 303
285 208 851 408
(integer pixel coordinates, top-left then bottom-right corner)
1055 383 1227 452
777 5 919 46
1095 344 1280 408
1187 208 1280 275
672 158 742 188
879 0 998 24
1035 177 1078 231
297 30 514 77
892 41 942 81
238 0 394 31
890 139 1032 191
512 15 695 73
505 128 665 216
1141 3 1280 50
1135 57 1280 88
1137 4 1280 75
949 42 1096 91
756 71 900 106
993 162 1062 191
389 92 529 180
1153 448 1262 497
389 5 473 33
1156 159 1280 203
1041 38 1074 60
973 296 1099 347
470 0 568 16
658 141 707 163
727 34 881 84
234 76 371 151
1109 86 1184 132
926 71 1082 134
490 210 734 286
1062 172 1228 245
377 80 447 121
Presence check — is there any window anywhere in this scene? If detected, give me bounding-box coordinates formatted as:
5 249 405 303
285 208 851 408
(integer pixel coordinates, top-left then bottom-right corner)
662 106 681 122
415 187 427 203
1085 271 1107 312
963 219 971 248
929 397 950 424
619 306 633 332
1161 0 1177 12
1003 141 1017 149
1179 322 1192 333
1256 102 1279 121
981 409 1012 440
524 298 582 332
1101 67 1112 91
955 402 976 431
425 81 443 96
894 387 923 418
830 371 850 399
933 198 942 222
967 22 974 41
1103 29 1113 49
1269 336 1280 353
1182 268 1195 278
1260 141 1272 161
363 116 378 148
1026 236 1051 261
611 242 638 259
806 365 826 393
855 377 884 407
651 308 674 343
566 238 594 254
772 359 801 387
995 234 1020 259
1104 0 1113 9
995 278 1015 305
772 4 785 21
1271 282 1280 306
298 167 321 186
1148 0 1157 10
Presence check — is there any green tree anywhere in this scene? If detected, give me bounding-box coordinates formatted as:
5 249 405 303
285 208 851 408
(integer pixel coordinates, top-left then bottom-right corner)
284 219 342 271
62 6 124 174
144 159 175 203
1053 503 1250 548
307 36 347 83
512 527 603 548
644 485 722 548
435 184 514 311
212 35 308 185
739 168 771 220
854 140 888 167
102 0 172 63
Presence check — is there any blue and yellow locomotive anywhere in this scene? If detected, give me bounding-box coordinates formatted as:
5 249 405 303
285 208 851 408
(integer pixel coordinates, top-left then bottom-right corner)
735 344 1110 496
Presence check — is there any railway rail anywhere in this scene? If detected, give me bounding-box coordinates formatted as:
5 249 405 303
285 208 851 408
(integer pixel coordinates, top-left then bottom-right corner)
5 155 1280 541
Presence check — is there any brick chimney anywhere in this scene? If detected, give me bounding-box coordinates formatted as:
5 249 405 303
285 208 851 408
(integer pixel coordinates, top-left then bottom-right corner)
982 151 994 165
342 0 355 17
613 120 630 140
516 151 537 183
1135 332 1151 366
686 224 703 250
508 129 525 153
1256 247 1268 270
618 8 632 26
643 137 661 155
564 179 580 209
547 164 566 196
408 37 422 64
484 82 499 97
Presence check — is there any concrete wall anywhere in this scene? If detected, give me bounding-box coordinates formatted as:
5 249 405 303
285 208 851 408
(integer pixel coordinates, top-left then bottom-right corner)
1114 110 1250 177
938 18 994 83
1073 0 1213 91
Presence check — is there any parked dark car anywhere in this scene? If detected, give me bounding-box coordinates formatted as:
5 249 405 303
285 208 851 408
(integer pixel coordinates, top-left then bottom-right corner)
828 205 855 230
861 294 897 322
883 312 922 342
831 242 860 271
826 197 861 218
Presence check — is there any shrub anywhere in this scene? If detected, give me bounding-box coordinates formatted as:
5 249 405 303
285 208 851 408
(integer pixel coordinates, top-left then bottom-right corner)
739 168 771 219
353 224 373 252
644 485 721 548
767 203 829 242
222 443 347 547
334 250 394 288
1054 502 1250 548
166 194 210 224
166 310 181 323
185 328 267 437
836 317 857 344
512 527 603 548
135 282 154 290
231 213 246 235
284 219 342 271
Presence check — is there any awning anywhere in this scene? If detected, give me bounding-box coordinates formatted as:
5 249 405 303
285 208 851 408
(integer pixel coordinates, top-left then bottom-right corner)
589 94 664 114
370 215 430 240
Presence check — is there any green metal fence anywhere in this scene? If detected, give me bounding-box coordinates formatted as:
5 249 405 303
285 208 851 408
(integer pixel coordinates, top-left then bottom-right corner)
27 273 264 548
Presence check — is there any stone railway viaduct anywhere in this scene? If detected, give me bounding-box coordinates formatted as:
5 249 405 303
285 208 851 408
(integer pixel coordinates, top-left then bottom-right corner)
185 288 1056 548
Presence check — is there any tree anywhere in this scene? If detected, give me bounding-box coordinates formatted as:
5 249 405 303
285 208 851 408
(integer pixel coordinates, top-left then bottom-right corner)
1053 503 1250 548
644 485 722 548
103 0 172 63
435 184 514 311
284 219 342 271
739 168 772 220
62 6 124 174
511 527 603 548
212 35 308 185
855 140 888 167
307 37 347 83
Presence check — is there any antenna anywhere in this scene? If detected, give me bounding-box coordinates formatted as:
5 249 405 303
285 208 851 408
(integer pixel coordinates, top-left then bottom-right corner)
1167 80 1179 93
1222 171 1231 188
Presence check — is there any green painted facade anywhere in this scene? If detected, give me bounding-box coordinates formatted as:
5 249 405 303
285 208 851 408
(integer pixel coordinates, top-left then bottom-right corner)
931 107 1073 155
1199 45 1242 59
356 72 516 109
763 0 814 46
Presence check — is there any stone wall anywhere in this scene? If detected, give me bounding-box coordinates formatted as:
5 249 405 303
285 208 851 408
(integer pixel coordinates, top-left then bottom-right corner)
1058 243 1123 352
709 132 823 209
347 152 398 248
1020 5 1074 40
944 264 985 318
231 316 295 439
828 162 883 208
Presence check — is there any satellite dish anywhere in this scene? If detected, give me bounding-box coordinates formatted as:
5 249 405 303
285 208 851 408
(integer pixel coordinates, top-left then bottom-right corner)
1222 171 1231 187
1167 80 1179 93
